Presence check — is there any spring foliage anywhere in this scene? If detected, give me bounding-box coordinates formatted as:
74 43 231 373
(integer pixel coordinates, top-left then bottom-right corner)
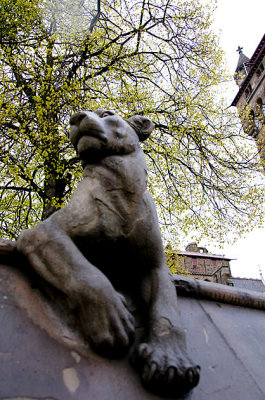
0 0 264 242
165 245 190 276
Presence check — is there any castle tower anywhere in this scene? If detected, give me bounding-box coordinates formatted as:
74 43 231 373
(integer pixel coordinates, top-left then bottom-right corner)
232 34 265 165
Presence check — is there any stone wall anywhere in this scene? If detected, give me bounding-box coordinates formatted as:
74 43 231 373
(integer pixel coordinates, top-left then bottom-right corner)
2 260 265 400
178 255 231 284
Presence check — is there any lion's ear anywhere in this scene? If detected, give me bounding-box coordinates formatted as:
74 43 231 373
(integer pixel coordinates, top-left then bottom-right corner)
127 115 155 141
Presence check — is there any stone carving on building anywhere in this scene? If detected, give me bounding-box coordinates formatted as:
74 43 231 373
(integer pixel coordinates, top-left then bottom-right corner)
16 110 200 397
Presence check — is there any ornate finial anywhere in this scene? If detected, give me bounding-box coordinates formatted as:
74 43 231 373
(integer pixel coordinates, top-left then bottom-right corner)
237 46 243 54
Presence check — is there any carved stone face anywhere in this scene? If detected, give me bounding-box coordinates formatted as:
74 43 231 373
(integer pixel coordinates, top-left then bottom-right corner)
69 110 138 161
69 110 155 162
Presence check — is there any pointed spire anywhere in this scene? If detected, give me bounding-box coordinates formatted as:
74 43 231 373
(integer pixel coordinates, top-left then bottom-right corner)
235 46 250 73
234 46 250 86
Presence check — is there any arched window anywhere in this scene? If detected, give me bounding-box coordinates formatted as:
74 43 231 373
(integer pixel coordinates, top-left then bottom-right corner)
245 84 252 97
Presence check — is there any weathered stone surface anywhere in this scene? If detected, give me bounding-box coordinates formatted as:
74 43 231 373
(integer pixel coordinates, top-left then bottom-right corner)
1 262 265 400
174 275 265 309
13 110 200 396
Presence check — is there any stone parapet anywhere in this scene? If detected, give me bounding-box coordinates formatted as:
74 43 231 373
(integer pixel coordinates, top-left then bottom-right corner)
1 251 265 399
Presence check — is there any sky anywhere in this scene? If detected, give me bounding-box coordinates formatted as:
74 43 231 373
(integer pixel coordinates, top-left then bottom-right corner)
202 0 265 279
213 0 264 82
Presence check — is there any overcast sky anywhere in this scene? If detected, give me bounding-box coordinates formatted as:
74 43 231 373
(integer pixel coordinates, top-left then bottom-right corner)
206 0 265 279
214 0 265 101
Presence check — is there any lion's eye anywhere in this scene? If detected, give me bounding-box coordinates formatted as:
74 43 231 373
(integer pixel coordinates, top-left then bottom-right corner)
101 112 110 118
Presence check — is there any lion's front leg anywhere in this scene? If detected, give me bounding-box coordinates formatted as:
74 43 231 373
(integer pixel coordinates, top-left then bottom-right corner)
16 221 135 357
77 280 135 357
131 265 200 397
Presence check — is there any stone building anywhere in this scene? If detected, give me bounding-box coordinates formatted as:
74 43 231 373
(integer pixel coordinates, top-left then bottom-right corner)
175 242 233 284
173 243 265 292
232 34 265 163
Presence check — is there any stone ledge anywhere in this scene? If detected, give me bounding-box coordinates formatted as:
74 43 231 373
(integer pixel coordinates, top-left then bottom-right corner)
173 274 265 310
1 241 265 399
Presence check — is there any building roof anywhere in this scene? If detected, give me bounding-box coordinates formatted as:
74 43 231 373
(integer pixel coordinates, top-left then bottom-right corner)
231 33 265 107
176 251 233 261
230 277 265 293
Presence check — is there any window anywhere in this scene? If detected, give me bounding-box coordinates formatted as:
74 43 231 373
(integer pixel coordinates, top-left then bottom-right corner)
255 99 265 129
256 62 264 77
249 110 260 136
245 84 252 97
254 116 262 129
192 258 197 267
249 111 261 130
257 98 265 117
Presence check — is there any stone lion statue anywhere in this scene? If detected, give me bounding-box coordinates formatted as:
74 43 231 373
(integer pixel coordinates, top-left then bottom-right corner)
17 109 200 397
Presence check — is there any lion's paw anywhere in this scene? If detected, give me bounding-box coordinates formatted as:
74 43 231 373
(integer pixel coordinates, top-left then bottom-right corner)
78 287 135 357
131 342 200 397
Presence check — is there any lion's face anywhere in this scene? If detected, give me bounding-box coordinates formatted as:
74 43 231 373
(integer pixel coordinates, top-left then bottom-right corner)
69 110 155 163
69 110 141 162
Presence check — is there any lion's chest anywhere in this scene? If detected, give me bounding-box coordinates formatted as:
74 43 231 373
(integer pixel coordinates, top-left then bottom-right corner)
68 158 148 241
